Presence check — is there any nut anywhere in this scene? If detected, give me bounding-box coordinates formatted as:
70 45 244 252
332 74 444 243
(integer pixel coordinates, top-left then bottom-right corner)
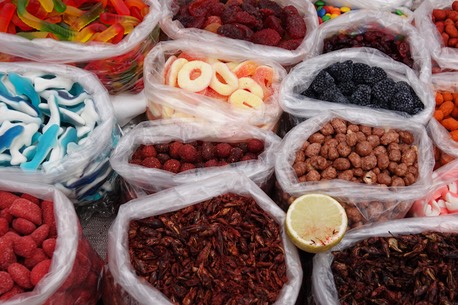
325 139 338 147
373 146 387 156
294 150 305 163
380 130 399 145
293 162 308 177
403 173 416 186
363 171 377 184
394 163 408 177
391 176 405 186
354 168 364 177
305 143 321 157
306 170 321 181
346 133 358 147
388 149 401 162
372 127 385 137
401 148 417 166
328 147 339 161
301 141 310 150
361 155 377 171
360 126 372 136
347 124 359 133
331 118 347 134
320 123 334 136
321 166 337 180
367 135 380 148
377 172 392 186
335 134 347 143
355 141 373 157
333 158 351 171
338 170 354 181
337 142 351 157
407 165 418 177
310 156 328 170
388 162 398 173
377 154 390 170
398 130 414 145
388 143 400 151
348 152 361 168
309 132 325 144
355 131 366 142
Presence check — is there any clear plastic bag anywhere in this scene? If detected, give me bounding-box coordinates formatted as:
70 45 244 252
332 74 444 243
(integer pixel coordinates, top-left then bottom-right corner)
280 48 435 125
103 173 303 305
0 62 119 216
0 0 161 95
143 39 286 130
414 0 458 70
275 109 434 227
311 9 431 83
322 0 413 9
159 0 318 66
0 178 104 305
109 119 281 193
312 214 458 305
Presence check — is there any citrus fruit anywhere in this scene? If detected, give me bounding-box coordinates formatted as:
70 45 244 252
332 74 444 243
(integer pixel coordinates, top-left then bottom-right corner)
285 194 348 253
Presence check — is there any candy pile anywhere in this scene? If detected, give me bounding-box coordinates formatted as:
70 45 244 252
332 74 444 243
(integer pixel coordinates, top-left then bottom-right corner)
0 71 98 170
172 0 307 50
432 2 458 48
323 30 414 68
0 0 149 43
163 52 274 110
314 1 350 24
300 60 425 115
411 180 458 216
434 90 458 141
130 138 265 172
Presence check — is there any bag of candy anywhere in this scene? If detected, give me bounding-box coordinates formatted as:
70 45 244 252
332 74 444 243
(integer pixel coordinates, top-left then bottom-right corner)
102 172 302 305
144 39 286 130
109 119 281 195
311 9 431 83
0 0 162 95
280 48 434 125
0 62 119 218
159 0 318 65
312 214 458 304
414 0 458 70
274 109 434 228
0 178 103 304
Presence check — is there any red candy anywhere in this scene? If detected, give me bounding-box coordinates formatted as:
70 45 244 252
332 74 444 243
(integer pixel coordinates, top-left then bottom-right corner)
30 225 50 247
30 260 51 286
0 272 13 295
12 218 37 235
7 263 32 289
0 191 19 209
9 199 42 225
24 249 48 269
41 201 57 238
42 238 56 258
0 238 16 270
14 236 37 258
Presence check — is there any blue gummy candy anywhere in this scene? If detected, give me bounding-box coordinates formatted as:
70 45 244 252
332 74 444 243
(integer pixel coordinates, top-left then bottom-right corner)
20 124 59 171
0 125 24 152
8 73 41 108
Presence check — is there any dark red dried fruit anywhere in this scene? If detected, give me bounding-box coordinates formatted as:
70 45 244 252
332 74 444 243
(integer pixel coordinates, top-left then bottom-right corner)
154 143 170 154
277 38 303 50
142 145 157 158
201 142 216 160
283 4 299 15
178 15 206 28
221 5 242 24
235 11 260 28
215 143 233 158
208 2 225 16
259 0 282 17
179 163 196 172
217 23 253 40
227 147 244 163
169 141 183 159
204 159 219 167
156 153 170 164
163 159 181 173
178 144 198 163
264 15 284 36
188 0 210 16
141 157 162 169
285 12 306 39
247 138 264 153
241 153 258 161
251 28 281 46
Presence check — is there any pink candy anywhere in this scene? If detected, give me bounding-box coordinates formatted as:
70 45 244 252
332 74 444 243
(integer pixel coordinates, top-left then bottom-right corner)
411 181 458 216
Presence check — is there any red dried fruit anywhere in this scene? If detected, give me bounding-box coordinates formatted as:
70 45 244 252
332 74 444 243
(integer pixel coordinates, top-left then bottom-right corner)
156 153 171 164
188 0 211 17
14 236 37 258
9 199 42 225
153 143 170 154
219 160 229 166
163 159 181 173
0 210 12 224
3 232 20 244
277 38 303 50
141 157 162 169
0 192 19 210
259 8 275 18
131 146 143 160
251 28 281 46
178 144 198 162
8 263 32 289
201 142 216 160
204 159 219 167
178 15 206 28
221 6 242 24
264 15 284 36
179 163 196 172
227 147 244 163
30 259 51 286
42 238 56 258
0 237 16 270
204 15 222 27
217 23 253 40
20 194 40 205
0 285 23 301
241 152 258 161
215 143 233 158
208 2 225 16
30 224 50 247
247 138 265 153
170 141 184 159
12 218 37 235
285 12 306 39
141 145 157 158
24 249 48 269
235 11 260 28
0 271 14 294
259 0 282 17
41 201 56 238
0 218 8 236
283 4 299 15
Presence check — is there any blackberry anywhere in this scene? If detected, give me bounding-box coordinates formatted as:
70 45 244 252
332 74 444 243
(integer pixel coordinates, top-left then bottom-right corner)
326 60 354 82
393 81 411 94
352 63 372 84
408 96 425 115
372 79 396 103
350 85 371 106
390 90 416 113
337 81 356 96
369 67 387 84
310 70 336 94
319 89 349 104
371 96 390 110
301 87 317 98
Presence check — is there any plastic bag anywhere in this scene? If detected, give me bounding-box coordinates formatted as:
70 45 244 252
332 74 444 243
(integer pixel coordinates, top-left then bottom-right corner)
414 0 458 70
143 39 286 130
159 0 318 66
280 48 435 125
0 178 103 304
103 172 302 305
0 0 161 95
311 9 431 83
312 214 458 305
110 119 281 194
322 0 413 9
275 109 434 227
0 62 119 216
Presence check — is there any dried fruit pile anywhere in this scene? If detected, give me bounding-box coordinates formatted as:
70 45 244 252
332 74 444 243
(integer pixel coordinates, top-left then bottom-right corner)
129 139 265 172
173 0 307 50
323 30 414 68
293 118 419 186
434 90 458 141
128 193 287 304
300 60 425 115
332 232 458 304
432 1 458 48
433 146 455 170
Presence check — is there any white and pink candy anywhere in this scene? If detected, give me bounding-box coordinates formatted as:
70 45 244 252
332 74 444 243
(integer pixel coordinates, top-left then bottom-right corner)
410 181 458 216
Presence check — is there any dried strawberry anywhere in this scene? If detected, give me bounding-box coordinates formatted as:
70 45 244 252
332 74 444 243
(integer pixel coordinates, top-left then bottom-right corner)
208 2 224 16
247 138 264 153
285 12 306 39
227 147 244 163
141 157 162 169
188 0 211 16
141 145 157 158
218 23 251 40
235 11 260 28
154 143 170 154
219 160 229 166
283 4 299 15
259 0 282 17
178 144 198 162
241 153 258 161
169 141 184 159
131 147 143 160
221 6 242 24
259 8 275 18
179 163 196 172
251 28 281 46
277 38 303 50
163 159 181 173
201 142 216 160
235 142 248 153
156 153 171 164
264 15 284 36
215 143 232 158
177 15 206 29
204 159 219 167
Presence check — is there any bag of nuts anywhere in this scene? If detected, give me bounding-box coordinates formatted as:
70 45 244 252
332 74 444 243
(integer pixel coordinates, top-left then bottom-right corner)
275 109 434 228
414 0 458 70
102 172 302 305
312 215 458 304
0 178 103 304
109 119 281 195
311 9 431 83
144 39 286 131
280 48 434 125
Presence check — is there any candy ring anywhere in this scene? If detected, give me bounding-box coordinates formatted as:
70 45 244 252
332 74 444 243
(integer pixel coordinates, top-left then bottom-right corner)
177 60 212 93
228 89 264 110
209 62 238 96
166 58 188 87
238 77 264 99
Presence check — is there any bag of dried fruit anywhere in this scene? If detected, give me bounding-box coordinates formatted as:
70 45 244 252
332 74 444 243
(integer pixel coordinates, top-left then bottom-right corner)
0 178 103 304
110 119 281 196
275 109 434 228
0 62 119 219
312 214 458 304
144 39 286 130
0 0 161 95
159 0 318 65
311 9 430 83
409 157 458 216
415 0 458 70
280 48 435 125
102 172 302 305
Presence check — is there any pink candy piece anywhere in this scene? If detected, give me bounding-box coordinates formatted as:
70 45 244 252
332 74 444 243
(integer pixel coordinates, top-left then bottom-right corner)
445 192 458 213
